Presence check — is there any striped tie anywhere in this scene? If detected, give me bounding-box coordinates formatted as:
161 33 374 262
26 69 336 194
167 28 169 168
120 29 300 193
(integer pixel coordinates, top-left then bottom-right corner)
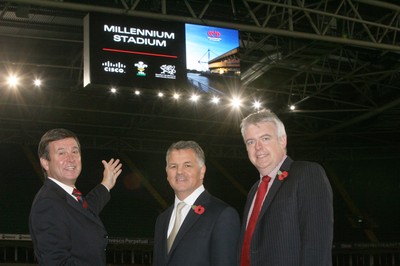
72 188 88 209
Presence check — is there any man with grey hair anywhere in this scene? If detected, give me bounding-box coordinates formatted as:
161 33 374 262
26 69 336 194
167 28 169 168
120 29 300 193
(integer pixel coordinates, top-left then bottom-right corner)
238 109 334 266
153 140 240 266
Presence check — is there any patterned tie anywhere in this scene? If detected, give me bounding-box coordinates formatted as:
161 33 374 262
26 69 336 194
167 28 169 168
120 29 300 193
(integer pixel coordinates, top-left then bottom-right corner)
240 175 271 266
167 201 186 253
72 188 88 209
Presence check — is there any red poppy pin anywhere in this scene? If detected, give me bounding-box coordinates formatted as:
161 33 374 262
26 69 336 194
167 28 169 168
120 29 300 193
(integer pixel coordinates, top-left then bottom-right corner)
192 205 205 215
278 170 289 181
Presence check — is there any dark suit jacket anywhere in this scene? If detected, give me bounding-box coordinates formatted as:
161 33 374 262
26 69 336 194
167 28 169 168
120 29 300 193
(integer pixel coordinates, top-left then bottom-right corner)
153 190 240 266
239 156 334 266
29 178 110 266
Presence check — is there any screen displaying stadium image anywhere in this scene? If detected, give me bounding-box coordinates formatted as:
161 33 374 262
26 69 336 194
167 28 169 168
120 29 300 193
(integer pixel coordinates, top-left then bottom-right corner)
84 13 240 94
185 23 240 95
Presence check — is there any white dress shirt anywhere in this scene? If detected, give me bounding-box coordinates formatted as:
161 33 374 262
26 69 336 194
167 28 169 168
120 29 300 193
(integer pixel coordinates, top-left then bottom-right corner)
47 177 79 201
167 185 205 237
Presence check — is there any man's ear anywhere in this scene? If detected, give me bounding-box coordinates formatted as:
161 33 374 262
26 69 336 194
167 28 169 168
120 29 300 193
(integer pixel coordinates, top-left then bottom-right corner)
200 165 206 180
279 135 287 149
40 157 49 171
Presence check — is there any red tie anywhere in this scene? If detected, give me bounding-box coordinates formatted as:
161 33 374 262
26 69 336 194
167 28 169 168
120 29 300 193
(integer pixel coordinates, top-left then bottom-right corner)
72 188 88 209
240 175 271 266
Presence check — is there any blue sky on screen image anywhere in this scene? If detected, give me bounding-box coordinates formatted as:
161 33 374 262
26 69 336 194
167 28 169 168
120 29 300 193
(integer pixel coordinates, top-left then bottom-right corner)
185 23 239 72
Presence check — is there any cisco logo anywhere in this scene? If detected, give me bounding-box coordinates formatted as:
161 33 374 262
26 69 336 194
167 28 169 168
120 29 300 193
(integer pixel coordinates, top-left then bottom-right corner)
102 61 126 73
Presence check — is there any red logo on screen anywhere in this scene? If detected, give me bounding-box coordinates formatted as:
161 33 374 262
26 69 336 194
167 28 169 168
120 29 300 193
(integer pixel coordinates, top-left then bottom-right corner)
207 31 222 42
208 31 221 38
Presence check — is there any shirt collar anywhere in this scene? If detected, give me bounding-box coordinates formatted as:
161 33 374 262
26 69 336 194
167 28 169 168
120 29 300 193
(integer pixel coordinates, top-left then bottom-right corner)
260 155 287 182
174 184 205 207
48 177 75 195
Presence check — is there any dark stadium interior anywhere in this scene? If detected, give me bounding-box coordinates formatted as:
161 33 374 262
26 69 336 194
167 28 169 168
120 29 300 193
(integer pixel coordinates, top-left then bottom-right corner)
0 1 399 263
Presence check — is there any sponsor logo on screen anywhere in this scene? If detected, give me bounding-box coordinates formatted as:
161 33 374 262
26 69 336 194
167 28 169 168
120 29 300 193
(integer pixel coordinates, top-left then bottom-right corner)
134 61 148 76
207 30 222 42
102 61 126 73
155 64 176 79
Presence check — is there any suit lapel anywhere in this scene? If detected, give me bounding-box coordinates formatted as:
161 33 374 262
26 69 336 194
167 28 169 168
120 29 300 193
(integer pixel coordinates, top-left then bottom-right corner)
162 206 174 258
258 156 293 218
168 191 210 255
242 183 258 226
46 179 105 228
66 195 105 227
240 157 294 243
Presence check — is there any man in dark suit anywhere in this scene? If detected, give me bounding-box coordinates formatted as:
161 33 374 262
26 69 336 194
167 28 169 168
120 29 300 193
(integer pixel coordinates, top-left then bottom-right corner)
29 128 122 265
238 109 334 266
153 140 240 266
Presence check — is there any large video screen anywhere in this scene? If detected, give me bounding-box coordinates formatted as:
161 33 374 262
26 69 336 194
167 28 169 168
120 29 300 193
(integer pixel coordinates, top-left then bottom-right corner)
84 13 240 94
185 23 240 94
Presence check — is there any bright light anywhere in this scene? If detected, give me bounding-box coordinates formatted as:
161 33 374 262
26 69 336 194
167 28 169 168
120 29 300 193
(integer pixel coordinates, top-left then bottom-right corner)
33 79 42 87
253 100 262 109
110 87 117 93
134 90 141 95
211 96 220 104
290 105 295 110
230 96 242 109
190 94 200 102
173 93 180 100
158 92 164 98
7 75 19 87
